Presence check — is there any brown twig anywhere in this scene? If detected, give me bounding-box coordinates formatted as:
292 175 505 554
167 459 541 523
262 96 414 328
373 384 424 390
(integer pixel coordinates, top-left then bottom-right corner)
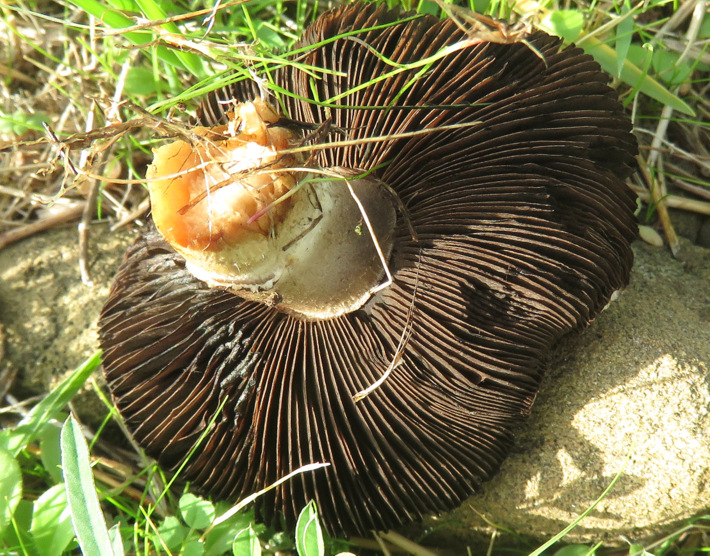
110 196 150 231
637 156 681 255
630 186 710 216
0 202 85 250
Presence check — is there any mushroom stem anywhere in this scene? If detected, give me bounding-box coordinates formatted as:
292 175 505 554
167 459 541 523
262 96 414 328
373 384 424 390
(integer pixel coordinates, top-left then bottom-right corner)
147 101 398 320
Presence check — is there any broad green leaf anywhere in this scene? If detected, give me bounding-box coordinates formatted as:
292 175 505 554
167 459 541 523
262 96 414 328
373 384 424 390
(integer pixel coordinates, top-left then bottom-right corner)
417 0 442 16
158 515 189 550
133 0 206 77
105 0 139 11
61 415 117 556
255 22 287 50
124 66 163 97
183 539 206 556
180 493 216 530
652 49 693 86
0 350 102 456
232 525 261 556
295 501 325 556
204 510 253 556
0 447 22 537
542 10 584 43
0 499 32 550
31 484 75 556
553 544 596 556
536 19 695 116
65 0 139 41
39 424 63 485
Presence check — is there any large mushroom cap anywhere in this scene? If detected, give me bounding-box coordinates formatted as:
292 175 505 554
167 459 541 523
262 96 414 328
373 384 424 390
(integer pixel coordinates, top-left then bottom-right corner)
99 2 638 536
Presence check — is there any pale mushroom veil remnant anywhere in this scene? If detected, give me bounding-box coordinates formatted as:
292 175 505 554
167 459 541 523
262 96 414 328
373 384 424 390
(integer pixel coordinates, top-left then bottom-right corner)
99 1 638 536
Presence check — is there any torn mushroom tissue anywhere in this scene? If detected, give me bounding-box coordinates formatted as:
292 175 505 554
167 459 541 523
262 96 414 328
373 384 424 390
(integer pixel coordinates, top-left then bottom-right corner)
147 99 396 320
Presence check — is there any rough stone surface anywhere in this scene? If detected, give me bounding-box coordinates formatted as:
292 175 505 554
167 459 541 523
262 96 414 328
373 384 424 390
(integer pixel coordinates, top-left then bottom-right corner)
420 238 710 547
1 226 709 546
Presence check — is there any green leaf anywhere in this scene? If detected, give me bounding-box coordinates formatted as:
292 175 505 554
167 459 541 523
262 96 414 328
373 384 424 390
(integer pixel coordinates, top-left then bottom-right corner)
158 515 189 550
65 0 139 41
133 0 206 77
652 49 693 86
535 15 695 117
255 22 286 50
0 447 22 537
124 66 162 97
183 539 206 556
203 510 253 556
542 10 584 43
39 424 63 485
61 415 118 556
1 499 33 550
417 0 442 16
295 501 325 556
105 0 139 12
180 493 216 530
553 544 596 556
31 484 75 556
0 350 102 456
65 0 201 75
232 525 261 556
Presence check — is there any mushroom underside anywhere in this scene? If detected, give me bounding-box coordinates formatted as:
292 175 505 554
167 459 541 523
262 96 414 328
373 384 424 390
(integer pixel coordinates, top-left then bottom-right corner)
99 2 638 536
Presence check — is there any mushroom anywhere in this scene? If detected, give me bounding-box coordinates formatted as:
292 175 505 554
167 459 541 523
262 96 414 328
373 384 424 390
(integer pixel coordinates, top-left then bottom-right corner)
99 2 638 536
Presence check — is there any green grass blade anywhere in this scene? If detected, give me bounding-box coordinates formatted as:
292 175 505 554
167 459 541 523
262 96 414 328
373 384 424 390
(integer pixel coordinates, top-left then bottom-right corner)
66 0 144 43
581 36 695 116
207 463 330 535
529 468 625 556
615 0 634 78
536 15 695 117
66 0 201 75
133 0 206 77
0 350 102 457
61 415 120 556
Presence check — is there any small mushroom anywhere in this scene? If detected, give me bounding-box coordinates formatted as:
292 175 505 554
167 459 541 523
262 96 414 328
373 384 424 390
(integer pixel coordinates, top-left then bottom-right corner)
99 2 638 536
